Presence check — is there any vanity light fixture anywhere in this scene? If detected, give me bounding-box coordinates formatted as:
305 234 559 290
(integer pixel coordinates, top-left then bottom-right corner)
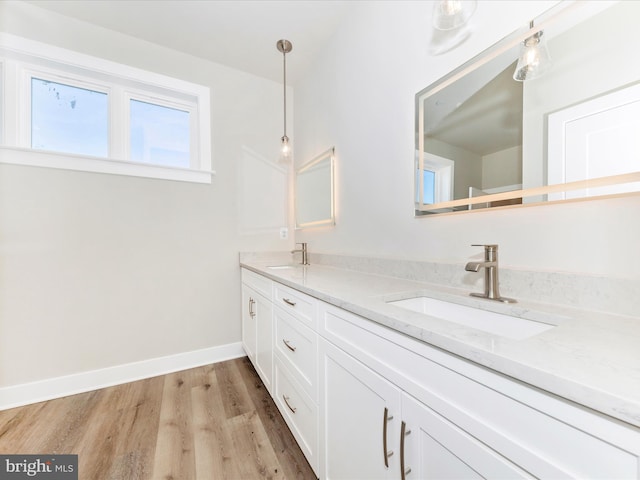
432 0 477 31
277 39 293 164
513 21 552 81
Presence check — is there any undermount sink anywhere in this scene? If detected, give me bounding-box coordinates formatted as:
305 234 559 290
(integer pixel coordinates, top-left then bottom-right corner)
267 265 299 270
387 296 555 340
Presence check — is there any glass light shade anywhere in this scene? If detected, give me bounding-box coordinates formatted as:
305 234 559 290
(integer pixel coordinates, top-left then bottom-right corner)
513 31 552 81
279 135 292 163
433 0 477 31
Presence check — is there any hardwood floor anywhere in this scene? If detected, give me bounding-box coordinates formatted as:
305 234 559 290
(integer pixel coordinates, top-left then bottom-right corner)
0 357 316 480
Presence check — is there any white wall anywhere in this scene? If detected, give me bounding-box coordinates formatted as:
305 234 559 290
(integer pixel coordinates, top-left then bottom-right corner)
294 0 640 279
0 2 291 388
482 145 522 190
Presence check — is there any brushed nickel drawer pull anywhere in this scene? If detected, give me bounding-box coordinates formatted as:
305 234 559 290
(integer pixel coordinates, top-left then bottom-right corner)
283 395 297 414
282 298 296 307
282 339 297 352
383 407 394 467
249 298 255 318
400 421 411 479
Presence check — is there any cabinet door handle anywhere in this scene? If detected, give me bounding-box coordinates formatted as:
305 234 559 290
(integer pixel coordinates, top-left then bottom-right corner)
400 421 411 479
282 395 297 414
248 298 255 318
282 298 296 307
383 407 394 467
282 339 296 352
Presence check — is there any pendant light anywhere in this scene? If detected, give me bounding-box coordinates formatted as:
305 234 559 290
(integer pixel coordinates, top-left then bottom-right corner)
432 0 477 31
513 21 552 82
277 39 293 164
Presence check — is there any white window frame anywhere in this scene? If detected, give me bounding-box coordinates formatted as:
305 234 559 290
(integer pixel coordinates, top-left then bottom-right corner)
0 33 213 184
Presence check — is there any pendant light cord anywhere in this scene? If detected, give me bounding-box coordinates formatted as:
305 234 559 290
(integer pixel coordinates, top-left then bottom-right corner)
282 49 287 138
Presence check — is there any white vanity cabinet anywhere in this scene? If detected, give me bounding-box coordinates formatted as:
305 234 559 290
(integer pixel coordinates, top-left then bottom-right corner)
241 268 321 475
240 267 640 480
319 338 531 479
241 269 274 393
319 302 640 480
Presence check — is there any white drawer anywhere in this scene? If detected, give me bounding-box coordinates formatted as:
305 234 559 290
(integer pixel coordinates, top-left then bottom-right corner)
273 282 317 328
275 358 318 475
241 268 272 298
274 306 318 400
320 302 640 479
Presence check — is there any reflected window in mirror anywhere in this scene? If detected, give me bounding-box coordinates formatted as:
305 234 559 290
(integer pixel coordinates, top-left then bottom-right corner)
417 169 436 205
416 152 454 205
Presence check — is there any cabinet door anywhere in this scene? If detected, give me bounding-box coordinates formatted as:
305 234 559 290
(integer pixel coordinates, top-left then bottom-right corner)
401 393 531 480
254 290 273 394
241 284 257 362
242 285 273 393
319 339 401 480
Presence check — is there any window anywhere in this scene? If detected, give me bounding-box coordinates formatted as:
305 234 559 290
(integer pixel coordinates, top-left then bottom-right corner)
129 99 190 168
416 169 436 204
415 152 454 205
31 77 109 157
0 33 212 183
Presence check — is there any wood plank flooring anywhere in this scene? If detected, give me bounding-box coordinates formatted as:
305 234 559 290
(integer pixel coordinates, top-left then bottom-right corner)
0 357 315 480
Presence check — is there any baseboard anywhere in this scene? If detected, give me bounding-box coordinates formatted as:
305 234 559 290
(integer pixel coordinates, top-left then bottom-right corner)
0 342 245 411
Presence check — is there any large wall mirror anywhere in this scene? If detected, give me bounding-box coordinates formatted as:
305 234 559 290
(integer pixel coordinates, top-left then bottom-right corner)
415 1 640 215
295 147 335 228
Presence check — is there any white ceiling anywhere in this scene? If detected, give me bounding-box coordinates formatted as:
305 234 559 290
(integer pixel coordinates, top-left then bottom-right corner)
25 0 355 85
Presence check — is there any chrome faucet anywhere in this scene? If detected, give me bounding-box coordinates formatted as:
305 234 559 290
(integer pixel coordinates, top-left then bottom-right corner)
291 242 309 265
465 244 516 303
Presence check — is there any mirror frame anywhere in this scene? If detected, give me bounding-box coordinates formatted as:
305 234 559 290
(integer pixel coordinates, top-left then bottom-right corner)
295 146 336 228
415 1 640 216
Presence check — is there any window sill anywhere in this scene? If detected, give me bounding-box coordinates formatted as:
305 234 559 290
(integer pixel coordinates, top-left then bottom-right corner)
0 146 214 184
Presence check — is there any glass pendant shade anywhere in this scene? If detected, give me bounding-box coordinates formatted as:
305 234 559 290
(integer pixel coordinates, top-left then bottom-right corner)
513 31 552 81
433 0 477 31
279 135 292 163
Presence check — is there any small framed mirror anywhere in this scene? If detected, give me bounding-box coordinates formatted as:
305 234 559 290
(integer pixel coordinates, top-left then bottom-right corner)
295 147 335 228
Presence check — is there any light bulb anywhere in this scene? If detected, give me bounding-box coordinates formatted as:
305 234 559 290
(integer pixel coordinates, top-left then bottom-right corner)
433 0 476 31
513 30 552 82
441 0 461 16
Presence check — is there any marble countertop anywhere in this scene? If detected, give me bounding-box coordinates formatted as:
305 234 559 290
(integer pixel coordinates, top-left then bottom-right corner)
240 258 640 429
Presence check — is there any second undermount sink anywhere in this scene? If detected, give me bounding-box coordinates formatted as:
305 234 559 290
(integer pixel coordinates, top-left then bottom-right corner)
387 296 556 340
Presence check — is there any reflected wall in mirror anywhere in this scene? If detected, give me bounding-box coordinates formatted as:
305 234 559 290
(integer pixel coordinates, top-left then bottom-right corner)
295 147 335 228
415 1 640 215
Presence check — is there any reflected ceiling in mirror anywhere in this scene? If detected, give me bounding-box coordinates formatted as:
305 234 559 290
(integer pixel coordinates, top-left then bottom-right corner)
415 1 640 215
295 147 335 228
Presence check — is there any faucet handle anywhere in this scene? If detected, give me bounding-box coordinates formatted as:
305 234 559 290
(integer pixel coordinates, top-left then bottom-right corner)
471 244 498 261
